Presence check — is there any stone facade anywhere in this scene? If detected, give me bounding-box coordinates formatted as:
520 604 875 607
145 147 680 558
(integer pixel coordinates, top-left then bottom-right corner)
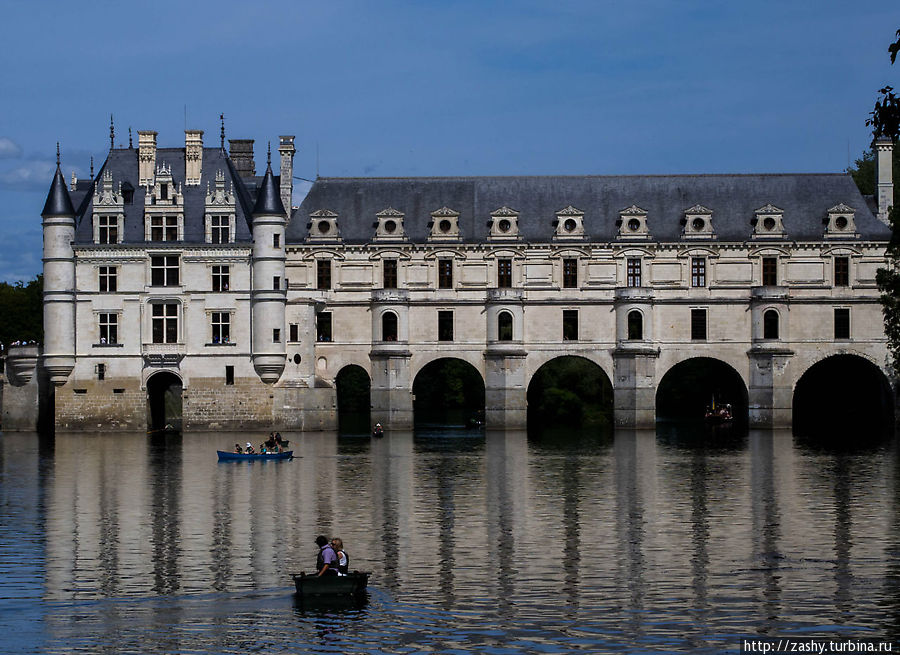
36 128 895 432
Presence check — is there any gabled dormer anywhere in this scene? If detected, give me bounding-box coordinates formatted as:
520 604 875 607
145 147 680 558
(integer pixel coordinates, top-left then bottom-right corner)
429 207 461 241
751 203 786 239
553 205 586 240
144 162 184 242
824 203 858 239
373 207 408 242
489 206 521 241
307 209 342 242
681 204 715 239
205 170 236 244
617 205 650 240
92 169 124 245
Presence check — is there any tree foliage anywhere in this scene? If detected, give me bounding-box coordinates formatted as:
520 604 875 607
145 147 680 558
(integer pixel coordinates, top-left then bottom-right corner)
0 275 43 347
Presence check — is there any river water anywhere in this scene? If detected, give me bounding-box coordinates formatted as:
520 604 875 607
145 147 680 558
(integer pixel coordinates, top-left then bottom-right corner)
0 427 898 654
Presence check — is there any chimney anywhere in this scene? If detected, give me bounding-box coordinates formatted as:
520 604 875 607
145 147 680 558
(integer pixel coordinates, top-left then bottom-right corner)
876 136 894 224
229 139 255 178
138 130 158 186
185 130 203 186
279 135 296 215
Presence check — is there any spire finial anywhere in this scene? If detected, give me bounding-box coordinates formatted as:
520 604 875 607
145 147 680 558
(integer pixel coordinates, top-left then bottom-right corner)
267 141 271 166
56 142 60 167
90 156 94 179
128 127 133 148
220 113 225 150
109 114 115 150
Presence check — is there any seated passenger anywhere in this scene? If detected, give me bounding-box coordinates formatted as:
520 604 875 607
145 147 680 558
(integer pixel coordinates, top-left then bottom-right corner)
245 442 255 454
315 535 339 576
331 537 349 575
234 443 243 454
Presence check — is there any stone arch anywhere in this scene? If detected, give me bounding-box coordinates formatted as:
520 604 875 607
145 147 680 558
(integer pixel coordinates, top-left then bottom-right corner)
146 370 183 432
763 308 779 339
335 364 371 434
380 310 399 341
526 355 613 429
656 357 749 422
497 310 514 341
793 353 893 435
627 309 643 340
411 357 485 427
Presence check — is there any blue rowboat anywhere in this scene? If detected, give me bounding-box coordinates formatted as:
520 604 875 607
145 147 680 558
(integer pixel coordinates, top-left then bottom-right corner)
217 450 293 461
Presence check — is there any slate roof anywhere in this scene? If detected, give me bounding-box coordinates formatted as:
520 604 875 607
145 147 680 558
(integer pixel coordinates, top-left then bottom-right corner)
70 147 275 245
292 174 890 243
42 164 75 218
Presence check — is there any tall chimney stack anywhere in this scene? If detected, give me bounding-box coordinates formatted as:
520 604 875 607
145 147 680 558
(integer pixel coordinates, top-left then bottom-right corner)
185 130 204 185
877 136 894 224
229 139 256 178
138 130 158 186
279 135 296 215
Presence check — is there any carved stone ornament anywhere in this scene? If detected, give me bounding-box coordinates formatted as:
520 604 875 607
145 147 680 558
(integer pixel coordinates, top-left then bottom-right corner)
824 203 858 239
489 206 520 240
374 207 407 241
682 205 715 240
308 208 341 242
752 203 786 238
429 207 461 241
553 205 585 240
617 205 650 240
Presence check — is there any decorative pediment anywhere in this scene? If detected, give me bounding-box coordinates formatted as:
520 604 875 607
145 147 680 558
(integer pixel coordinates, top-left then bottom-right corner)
432 206 460 218
307 208 341 242
828 203 855 214
205 170 235 207
489 206 520 241
618 205 650 240
94 169 122 207
376 207 404 218
682 204 715 240
374 207 407 241
620 205 647 216
752 203 786 239
310 209 338 218
491 206 519 217
825 203 858 239
557 205 584 216
554 206 586 240
755 203 783 215
684 204 712 215
429 207 460 241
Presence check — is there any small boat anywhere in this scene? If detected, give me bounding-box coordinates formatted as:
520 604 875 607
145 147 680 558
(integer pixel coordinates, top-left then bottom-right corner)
217 450 293 461
292 571 370 597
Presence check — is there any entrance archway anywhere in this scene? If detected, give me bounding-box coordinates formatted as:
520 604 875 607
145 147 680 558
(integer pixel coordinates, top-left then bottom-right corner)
147 371 182 432
412 358 485 427
656 358 748 423
527 356 613 430
793 355 893 436
335 365 371 434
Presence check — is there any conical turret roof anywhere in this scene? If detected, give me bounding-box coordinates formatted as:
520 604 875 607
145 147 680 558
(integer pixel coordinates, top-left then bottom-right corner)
252 161 286 217
41 163 75 218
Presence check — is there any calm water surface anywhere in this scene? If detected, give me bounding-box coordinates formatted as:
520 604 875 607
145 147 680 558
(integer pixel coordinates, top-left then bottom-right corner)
1 427 898 654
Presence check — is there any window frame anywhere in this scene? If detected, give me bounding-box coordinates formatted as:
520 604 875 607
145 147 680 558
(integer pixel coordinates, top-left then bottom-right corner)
383 259 398 289
834 307 850 340
382 311 399 341
626 258 642 287
316 311 333 342
763 309 779 340
690 308 707 341
834 256 850 287
498 310 513 341
438 310 454 341
562 258 578 289
210 214 231 244
438 259 454 289
562 309 579 341
150 255 180 287
99 266 117 293
211 265 230 292
98 312 118 345
762 257 778 286
97 214 119 245
691 257 706 288
497 258 513 288
627 310 643 340
151 302 179 344
316 259 332 290
211 311 231 344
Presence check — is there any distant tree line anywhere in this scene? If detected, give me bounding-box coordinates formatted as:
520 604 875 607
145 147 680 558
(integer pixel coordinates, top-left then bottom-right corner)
0 275 43 348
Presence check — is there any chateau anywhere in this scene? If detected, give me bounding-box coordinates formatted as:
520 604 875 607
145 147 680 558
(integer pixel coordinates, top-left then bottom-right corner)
28 127 896 432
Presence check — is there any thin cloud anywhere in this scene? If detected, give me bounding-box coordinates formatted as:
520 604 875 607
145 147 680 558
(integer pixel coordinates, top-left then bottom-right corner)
0 159 58 191
0 137 23 159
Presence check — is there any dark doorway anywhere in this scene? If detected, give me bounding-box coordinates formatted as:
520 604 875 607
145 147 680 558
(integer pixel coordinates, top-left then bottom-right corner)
793 355 893 438
412 358 485 427
147 371 182 432
336 365 371 435
527 356 613 431
656 358 748 423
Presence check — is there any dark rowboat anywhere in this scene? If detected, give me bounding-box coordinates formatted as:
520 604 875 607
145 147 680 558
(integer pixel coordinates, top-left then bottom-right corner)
292 571 370 596
217 450 293 461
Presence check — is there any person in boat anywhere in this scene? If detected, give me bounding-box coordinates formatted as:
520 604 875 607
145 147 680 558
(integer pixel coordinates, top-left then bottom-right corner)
315 535 339 576
373 423 383 436
331 537 349 575
234 443 243 454
245 442 255 454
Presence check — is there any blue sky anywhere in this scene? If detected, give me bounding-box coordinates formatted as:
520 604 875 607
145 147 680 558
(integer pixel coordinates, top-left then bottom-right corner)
0 0 896 281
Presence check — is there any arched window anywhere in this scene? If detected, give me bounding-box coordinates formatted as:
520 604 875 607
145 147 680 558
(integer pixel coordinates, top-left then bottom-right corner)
763 309 779 340
382 311 398 341
498 311 513 341
627 310 643 340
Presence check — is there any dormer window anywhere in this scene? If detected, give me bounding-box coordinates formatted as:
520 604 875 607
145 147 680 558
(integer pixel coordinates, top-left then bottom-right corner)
553 206 586 240
160 183 168 201
122 181 135 205
681 205 715 239
92 170 124 245
825 203 858 239
752 204 786 239
307 209 341 242
205 169 236 244
489 206 520 240
374 207 407 241
429 207 461 241
617 205 650 240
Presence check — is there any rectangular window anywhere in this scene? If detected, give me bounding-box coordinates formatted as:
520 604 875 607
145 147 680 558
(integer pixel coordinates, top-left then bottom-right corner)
562 258 578 288
212 265 230 292
834 257 849 287
691 257 706 287
834 308 850 339
438 310 454 341
225 366 234 386
762 257 777 286
98 215 118 244
211 312 230 344
273 233 280 248
317 312 332 342
562 309 578 341
151 303 178 344
497 258 513 288
99 313 118 345
99 266 117 293
273 276 281 291
273 328 281 343
691 308 707 341
383 259 398 289
289 323 299 342
626 258 642 287
150 255 179 286
438 259 453 289
97 363 105 381
210 215 230 244
317 260 331 290
150 214 178 241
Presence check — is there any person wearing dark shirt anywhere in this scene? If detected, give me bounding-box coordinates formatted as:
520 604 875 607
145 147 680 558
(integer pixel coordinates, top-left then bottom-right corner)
314 535 338 576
